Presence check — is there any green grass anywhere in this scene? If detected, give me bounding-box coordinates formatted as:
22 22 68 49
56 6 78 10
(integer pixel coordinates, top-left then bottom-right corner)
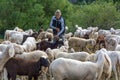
0 35 4 43
0 34 4 39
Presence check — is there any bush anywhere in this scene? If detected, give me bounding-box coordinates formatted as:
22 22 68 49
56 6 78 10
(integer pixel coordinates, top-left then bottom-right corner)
69 2 120 30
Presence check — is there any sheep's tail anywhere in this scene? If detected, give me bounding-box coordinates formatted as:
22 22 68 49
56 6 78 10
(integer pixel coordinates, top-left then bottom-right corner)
3 68 8 80
104 53 112 79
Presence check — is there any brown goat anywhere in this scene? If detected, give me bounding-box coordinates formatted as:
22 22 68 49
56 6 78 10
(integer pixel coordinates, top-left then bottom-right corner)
4 57 49 80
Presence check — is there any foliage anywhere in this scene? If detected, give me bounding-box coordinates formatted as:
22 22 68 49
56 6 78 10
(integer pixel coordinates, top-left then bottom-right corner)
0 0 120 37
68 1 120 31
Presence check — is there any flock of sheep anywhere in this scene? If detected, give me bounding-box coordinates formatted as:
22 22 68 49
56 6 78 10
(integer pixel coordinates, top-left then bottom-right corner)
0 25 120 80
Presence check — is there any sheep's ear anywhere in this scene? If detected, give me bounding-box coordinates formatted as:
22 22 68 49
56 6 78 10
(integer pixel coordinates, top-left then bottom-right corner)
8 45 15 57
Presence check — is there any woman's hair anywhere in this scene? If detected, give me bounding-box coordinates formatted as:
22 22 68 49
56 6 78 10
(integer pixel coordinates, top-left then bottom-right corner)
55 9 61 16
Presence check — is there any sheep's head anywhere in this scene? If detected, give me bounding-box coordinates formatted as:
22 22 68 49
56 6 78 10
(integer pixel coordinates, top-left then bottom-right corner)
86 54 95 62
88 39 96 46
39 57 50 68
46 48 54 61
106 38 116 50
59 46 68 52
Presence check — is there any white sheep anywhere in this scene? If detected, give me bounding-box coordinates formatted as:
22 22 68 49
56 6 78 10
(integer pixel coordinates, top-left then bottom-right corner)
106 51 120 80
9 32 24 44
86 53 95 62
0 44 8 52
4 28 34 44
0 43 25 54
45 47 68 62
64 32 73 40
56 51 90 61
86 48 112 80
12 43 25 54
0 44 15 72
22 37 36 52
14 26 24 32
98 29 111 37
4 30 17 40
68 37 96 52
15 50 48 61
49 49 106 80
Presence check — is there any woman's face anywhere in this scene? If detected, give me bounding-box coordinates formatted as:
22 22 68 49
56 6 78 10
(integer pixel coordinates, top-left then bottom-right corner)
56 13 61 19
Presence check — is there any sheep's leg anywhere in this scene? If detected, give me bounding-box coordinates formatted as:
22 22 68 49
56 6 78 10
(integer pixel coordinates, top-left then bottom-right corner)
41 73 47 80
11 75 16 80
28 76 32 80
33 76 38 80
113 66 118 80
7 74 10 80
117 66 120 80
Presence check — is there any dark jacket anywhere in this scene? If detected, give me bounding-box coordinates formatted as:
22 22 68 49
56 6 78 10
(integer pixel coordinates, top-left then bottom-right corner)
50 16 65 36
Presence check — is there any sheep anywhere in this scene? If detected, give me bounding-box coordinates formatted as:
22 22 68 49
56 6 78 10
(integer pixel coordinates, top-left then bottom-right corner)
21 32 38 44
22 37 36 52
8 32 24 44
13 50 49 80
86 48 112 80
115 44 120 51
24 29 34 35
4 56 50 80
74 28 92 38
68 48 75 53
68 37 96 52
75 24 82 30
4 30 17 40
106 38 120 51
105 35 120 45
4 28 35 44
49 49 107 80
0 44 8 52
0 43 24 54
106 51 120 80
1 40 11 44
2 37 37 54
85 53 95 62
36 37 64 51
37 31 53 41
110 27 120 35
12 43 25 54
56 51 90 61
0 44 15 72
98 29 111 37
105 38 118 51
46 28 53 33
14 26 24 32
94 35 106 50
15 50 48 61
64 32 73 40
89 32 98 40
99 49 112 80
45 47 68 62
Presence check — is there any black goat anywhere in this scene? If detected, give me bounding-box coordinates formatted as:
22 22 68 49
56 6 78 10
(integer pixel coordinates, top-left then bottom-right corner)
36 38 64 51
4 57 49 80
22 32 38 44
